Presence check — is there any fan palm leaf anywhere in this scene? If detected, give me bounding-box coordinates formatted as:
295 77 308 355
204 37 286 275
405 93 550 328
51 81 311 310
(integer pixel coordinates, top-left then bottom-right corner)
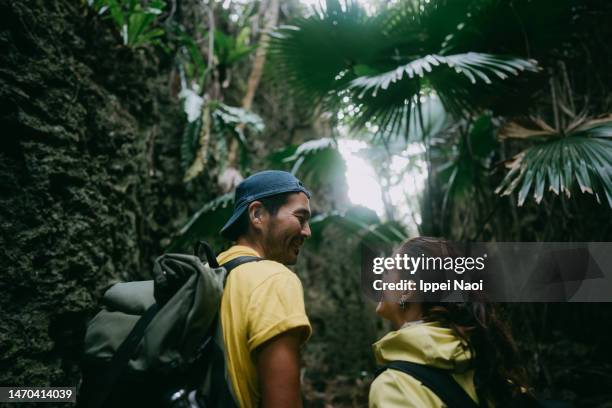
495 119 612 207
283 138 338 172
269 0 539 137
268 1 385 104
349 53 538 131
270 138 347 187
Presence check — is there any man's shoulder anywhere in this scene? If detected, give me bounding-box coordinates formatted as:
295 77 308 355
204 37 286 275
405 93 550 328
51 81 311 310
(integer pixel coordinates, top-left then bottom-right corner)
233 258 299 287
237 259 297 281
218 245 302 290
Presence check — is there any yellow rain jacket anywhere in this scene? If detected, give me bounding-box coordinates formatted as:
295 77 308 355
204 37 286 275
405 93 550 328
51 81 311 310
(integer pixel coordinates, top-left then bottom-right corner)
369 321 479 408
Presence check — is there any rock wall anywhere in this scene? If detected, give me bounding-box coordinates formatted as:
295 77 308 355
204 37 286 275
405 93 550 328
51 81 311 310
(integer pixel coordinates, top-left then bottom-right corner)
0 0 209 386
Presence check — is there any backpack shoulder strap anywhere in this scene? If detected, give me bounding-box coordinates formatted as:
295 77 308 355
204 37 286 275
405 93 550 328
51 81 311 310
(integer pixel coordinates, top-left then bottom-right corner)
377 361 479 408
221 256 262 273
201 255 261 407
221 256 262 286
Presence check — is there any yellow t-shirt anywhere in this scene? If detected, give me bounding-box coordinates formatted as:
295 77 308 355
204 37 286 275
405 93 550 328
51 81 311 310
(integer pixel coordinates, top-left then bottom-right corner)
217 245 312 408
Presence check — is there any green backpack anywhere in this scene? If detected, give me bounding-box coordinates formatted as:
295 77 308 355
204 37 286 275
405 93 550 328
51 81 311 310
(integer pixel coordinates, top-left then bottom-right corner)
78 242 260 408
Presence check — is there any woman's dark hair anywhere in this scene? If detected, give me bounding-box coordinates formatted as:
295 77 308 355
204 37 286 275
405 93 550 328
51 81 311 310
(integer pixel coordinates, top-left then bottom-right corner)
223 192 292 241
394 237 530 407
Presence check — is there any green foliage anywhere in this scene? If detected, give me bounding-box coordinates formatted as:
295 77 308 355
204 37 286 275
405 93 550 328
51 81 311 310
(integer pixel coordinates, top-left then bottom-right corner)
268 1 382 103
496 120 612 207
427 114 498 234
310 206 406 249
175 26 255 90
349 53 537 130
212 102 264 171
214 28 256 68
282 138 345 184
167 193 234 251
175 28 208 87
170 136 403 250
267 145 298 170
174 17 259 181
270 0 612 221
362 94 449 150
88 0 166 47
180 101 264 178
180 113 203 173
436 114 496 199
214 103 264 139
170 0 612 249
267 138 348 190
269 0 538 136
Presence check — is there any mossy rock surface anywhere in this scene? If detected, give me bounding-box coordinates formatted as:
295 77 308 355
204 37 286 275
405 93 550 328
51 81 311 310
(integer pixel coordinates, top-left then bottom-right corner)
0 0 212 387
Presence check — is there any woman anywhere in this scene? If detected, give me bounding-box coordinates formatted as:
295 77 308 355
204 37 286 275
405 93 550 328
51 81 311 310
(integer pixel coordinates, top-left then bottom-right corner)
369 237 530 408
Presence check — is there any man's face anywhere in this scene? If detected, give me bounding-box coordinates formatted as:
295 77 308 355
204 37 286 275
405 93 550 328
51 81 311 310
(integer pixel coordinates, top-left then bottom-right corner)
260 192 311 265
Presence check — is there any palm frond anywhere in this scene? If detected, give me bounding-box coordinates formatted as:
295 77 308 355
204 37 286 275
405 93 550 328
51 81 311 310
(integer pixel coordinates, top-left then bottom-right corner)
348 53 538 132
268 1 386 104
372 94 449 148
284 138 336 170
269 0 539 137
282 138 346 185
495 120 612 207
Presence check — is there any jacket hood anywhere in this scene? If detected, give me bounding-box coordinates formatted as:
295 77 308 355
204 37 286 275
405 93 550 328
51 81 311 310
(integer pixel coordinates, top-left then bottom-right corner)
373 321 472 373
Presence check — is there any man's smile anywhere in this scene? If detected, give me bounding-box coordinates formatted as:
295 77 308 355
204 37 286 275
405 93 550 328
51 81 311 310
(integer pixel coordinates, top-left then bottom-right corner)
291 239 304 255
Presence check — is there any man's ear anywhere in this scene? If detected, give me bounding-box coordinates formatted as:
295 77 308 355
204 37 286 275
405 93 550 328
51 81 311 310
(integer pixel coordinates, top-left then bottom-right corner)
248 201 266 230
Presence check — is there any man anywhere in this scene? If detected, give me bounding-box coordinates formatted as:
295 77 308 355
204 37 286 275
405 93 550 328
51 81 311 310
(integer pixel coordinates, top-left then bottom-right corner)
217 170 312 408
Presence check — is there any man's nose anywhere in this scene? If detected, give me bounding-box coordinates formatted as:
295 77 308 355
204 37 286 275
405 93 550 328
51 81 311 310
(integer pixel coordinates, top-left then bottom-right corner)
301 222 311 239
